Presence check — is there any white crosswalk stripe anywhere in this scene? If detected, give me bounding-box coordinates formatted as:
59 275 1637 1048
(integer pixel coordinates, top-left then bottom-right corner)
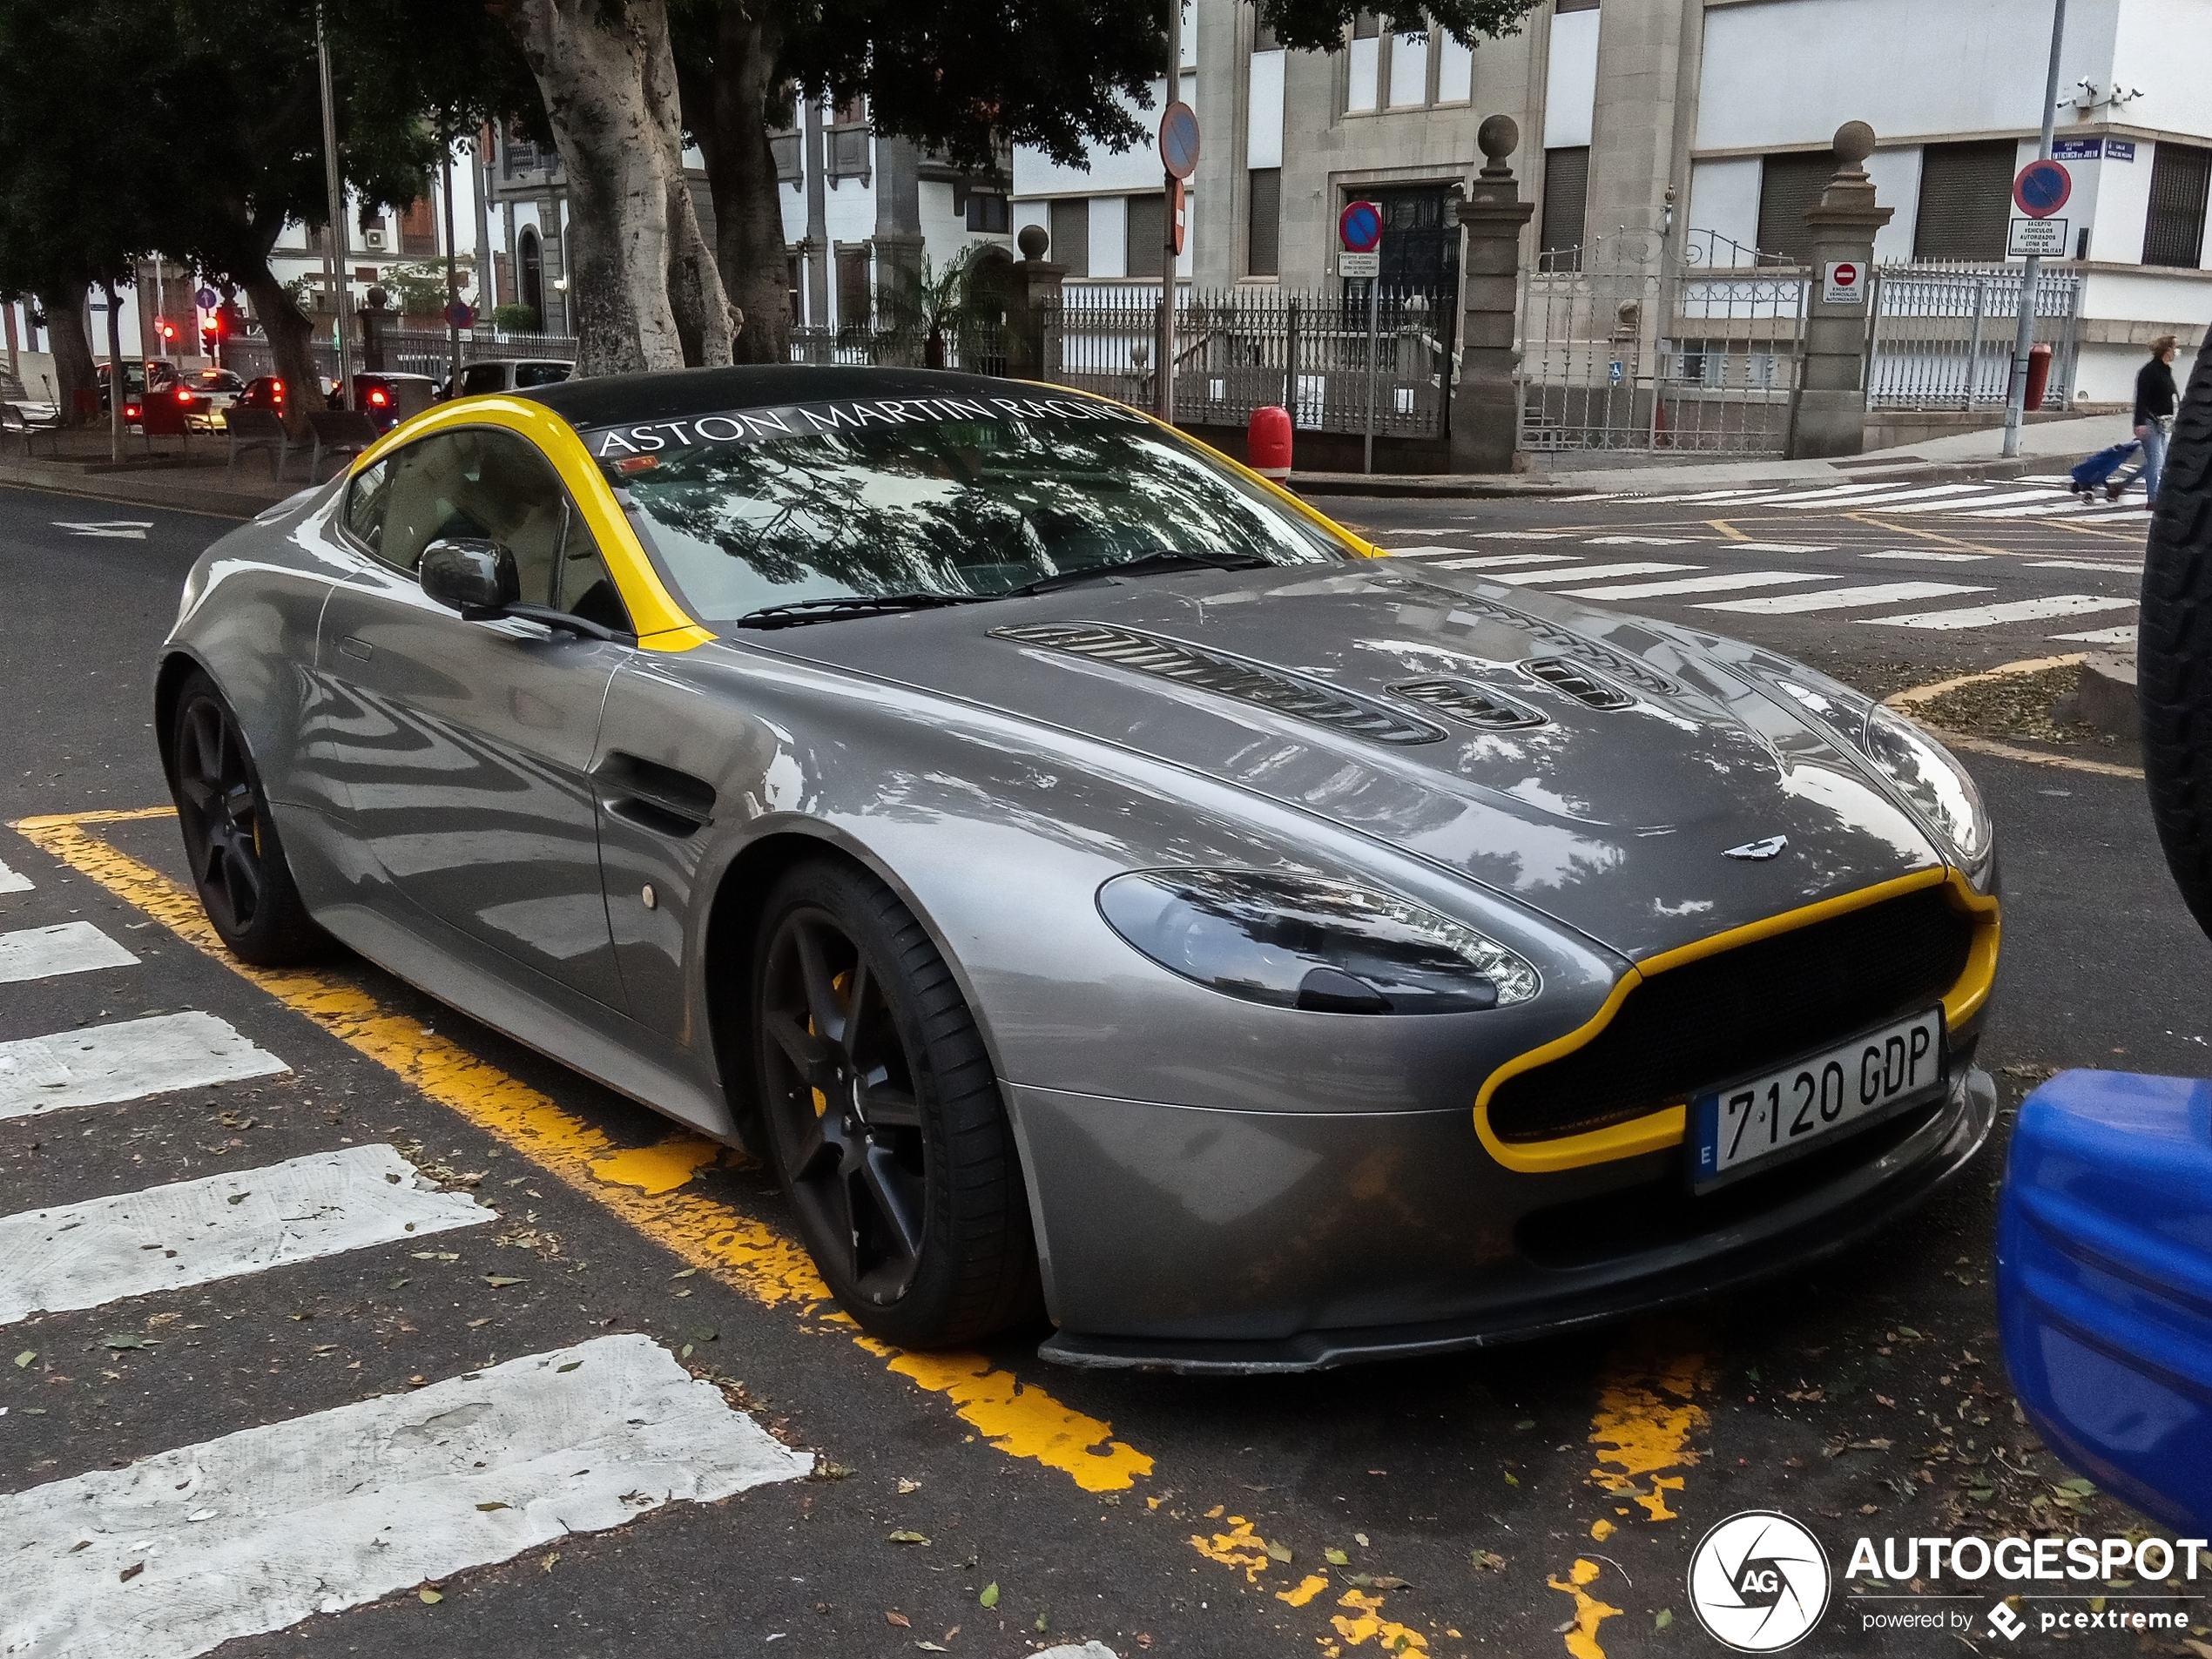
1865 594 2136 631
1729 542 1833 554
1586 534 1697 546
2028 558 2142 574
0 1144 487 1324
1487 562 1702 585
1607 487 1790 505
2053 624 2139 644
0 859 30 895
0 1335 808 1659
1955 496 2101 519
0 921 137 984
0 1011 288 1121
1862 489 2058 516
1557 570 1834 601
1787 483 1994 511
1369 544 1467 558
1865 550 1991 562
1696 581 1991 616
1460 528 1579 539
1428 553 1581 570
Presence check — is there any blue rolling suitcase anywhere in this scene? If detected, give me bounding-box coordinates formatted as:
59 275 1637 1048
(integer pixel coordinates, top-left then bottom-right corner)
2069 441 2141 495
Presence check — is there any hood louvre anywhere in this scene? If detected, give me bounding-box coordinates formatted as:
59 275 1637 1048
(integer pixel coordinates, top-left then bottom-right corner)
1522 658 1635 711
991 621 1450 746
1391 678 1547 731
1409 584 1685 698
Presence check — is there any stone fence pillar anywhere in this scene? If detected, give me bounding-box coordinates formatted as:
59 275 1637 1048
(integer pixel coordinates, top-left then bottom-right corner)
1451 116 1537 475
1791 122 1892 459
1003 224 1067 384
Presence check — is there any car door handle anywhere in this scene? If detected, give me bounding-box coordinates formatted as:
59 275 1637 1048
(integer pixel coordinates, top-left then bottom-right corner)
594 750 716 838
340 635 374 661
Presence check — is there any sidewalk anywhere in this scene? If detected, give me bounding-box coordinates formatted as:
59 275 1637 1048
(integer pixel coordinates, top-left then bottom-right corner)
0 428 305 519
1288 411 2134 499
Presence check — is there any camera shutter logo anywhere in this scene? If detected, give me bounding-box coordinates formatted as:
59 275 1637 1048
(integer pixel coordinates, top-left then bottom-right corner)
1687 1511 1831 1652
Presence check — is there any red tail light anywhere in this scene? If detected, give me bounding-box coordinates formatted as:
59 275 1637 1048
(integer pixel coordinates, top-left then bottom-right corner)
367 388 389 407
124 402 142 421
176 387 192 404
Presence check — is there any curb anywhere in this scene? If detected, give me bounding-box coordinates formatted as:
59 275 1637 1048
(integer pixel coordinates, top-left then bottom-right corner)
0 455 290 520
1289 452 2057 502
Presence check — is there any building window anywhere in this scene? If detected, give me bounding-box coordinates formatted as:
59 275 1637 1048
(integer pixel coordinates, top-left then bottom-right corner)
1555 0 1598 10
770 130 801 185
1247 169 1281 276
399 198 436 257
1541 146 1589 266
1352 10 1379 35
827 98 871 185
1049 199 1089 276
2144 142 2212 269
1126 193 1166 279
786 254 802 322
1346 11 1380 112
967 193 1010 233
1912 140 2013 261
517 226 543 327
1757 151 1836 263
836 246 872 330
1254 13 1280 51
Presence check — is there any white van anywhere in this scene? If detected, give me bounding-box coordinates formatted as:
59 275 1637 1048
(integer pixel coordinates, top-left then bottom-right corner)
454 359 575 396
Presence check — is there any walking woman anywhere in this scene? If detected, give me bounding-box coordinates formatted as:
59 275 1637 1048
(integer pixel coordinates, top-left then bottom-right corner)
2110 334 2180 503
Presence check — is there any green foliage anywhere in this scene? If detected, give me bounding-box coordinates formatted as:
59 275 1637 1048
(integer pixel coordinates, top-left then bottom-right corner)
378 259 475 318
491 303 542 333
1257 0 1541 56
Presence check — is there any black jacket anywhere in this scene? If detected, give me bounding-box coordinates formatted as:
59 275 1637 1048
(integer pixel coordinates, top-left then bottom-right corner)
2134 356 2177 427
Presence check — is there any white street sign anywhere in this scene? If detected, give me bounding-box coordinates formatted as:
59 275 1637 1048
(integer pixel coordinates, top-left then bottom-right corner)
2007 216 2069 257
1822 261 1865 306
1338 252 1380 278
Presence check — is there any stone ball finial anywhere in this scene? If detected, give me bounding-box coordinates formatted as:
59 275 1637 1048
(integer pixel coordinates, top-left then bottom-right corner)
1478 114 1520 163
1831 121 1877 167
1017 223 1050 260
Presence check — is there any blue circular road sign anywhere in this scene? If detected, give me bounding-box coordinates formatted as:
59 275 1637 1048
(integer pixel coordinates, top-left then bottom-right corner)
2013 158 2072 219
444 300 476 329
1339 199 1383 253
1159 102 1200 180
195 287 219 310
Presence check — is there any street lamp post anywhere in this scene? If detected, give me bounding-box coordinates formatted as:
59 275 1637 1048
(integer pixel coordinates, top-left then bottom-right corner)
441 134 462 388
315 4 351 405
2002 0 2067 459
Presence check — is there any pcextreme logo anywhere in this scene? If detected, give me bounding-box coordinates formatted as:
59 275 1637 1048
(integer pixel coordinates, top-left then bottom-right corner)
1688 1511 1832 1651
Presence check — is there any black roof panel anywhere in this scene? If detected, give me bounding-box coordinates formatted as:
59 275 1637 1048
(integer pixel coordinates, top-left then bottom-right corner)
520 366 1045 430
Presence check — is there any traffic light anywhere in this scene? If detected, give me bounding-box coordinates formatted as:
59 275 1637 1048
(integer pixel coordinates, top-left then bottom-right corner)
155 319 179 348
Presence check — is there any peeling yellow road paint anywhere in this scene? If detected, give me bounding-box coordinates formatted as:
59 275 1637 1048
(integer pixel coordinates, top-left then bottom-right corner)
1548 1559 1622 1659
1588 1518 1615 1541
859 1340 1153 1493
1588 1331 1710 1521
1188 1517 1274 1583
10 809 1154 1492
1330 1587 1430 1652
1277 1575 1330 1607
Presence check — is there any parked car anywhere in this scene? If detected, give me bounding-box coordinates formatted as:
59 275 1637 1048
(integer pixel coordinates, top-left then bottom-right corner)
97 359 180 412
348 373 440 433
452 358 574 397
156 366 2002 1366
175 368 246 431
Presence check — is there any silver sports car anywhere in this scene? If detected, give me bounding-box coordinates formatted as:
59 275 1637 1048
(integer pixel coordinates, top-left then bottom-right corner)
159 368 2000 1372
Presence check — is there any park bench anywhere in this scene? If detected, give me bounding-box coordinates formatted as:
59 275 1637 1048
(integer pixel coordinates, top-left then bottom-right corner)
306 409 379 482
224 407 292 482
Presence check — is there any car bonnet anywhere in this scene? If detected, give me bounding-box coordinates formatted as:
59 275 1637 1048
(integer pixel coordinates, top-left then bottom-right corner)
738 562 1946 961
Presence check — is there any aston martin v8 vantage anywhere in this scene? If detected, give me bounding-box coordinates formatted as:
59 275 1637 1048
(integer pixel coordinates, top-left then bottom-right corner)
158 368 2000 1372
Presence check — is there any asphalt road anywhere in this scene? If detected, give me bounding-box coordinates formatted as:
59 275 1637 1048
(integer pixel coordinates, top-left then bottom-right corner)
1 478 2207 1659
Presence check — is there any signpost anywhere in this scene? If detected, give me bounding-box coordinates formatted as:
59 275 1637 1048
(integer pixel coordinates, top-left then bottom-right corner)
1152 65 1197 423
1822 260 1865 306
2008 217 2069 257
2005 0 2067 460
1340 200 1385 475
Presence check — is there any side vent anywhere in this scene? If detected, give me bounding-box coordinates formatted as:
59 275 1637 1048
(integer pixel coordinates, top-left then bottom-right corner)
1391 678 1547 731
992 622 1449 746
1523 658 1635 710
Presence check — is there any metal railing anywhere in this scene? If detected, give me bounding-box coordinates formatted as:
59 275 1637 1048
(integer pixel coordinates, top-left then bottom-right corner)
1040 286 1457 439
1865 261 2082 411
224 327 578 384
788 323 1008 374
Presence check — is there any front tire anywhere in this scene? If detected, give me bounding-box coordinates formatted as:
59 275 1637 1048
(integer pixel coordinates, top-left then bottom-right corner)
166 671 327 965
2142 337 2212 936
750 859 1039 1347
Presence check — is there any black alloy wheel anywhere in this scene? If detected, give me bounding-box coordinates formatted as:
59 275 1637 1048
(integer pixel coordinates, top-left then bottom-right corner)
168 671 325 965
751 860 1040 1346
2143 331 2212 937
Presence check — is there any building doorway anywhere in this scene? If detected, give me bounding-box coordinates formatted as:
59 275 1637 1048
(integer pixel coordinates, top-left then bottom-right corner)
518 226 544 327
1345 183 1460 302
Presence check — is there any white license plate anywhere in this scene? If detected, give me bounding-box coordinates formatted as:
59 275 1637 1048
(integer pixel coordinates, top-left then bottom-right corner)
1691 1008 1946 1189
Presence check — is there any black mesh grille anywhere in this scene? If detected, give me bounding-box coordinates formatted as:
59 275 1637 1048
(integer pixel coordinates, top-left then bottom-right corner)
992 622 1449 745
1392 678 1546 731
1488 885 1975 1143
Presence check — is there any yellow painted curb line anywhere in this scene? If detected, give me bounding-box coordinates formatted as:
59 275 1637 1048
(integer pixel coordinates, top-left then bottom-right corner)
1882 653 2144 780
8 807 1152 1494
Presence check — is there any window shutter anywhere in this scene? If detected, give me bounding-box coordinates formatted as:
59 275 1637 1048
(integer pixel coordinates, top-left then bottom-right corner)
1127 193 1166 279
1049 199 1089 278
1248 169 1282 276
2144 142 2212 269
1912 141 2014 261
1756 152 1834 263
1541 147 1590 267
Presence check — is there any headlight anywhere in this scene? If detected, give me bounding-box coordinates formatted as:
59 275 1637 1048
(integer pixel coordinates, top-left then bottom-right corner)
1860 704 1992 863
1097 869 1539 1014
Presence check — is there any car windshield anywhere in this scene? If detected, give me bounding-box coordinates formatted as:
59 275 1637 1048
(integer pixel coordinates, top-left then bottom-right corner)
593 394 1357 629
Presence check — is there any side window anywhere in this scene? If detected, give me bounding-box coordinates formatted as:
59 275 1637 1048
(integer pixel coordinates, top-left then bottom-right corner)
361 428 632 632
346 455 393 551
461 364 506 395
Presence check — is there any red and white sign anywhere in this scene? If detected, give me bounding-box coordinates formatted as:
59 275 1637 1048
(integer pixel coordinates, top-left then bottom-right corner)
1822 260 1865 305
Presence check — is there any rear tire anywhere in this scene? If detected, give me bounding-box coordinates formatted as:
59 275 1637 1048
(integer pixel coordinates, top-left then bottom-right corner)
165 671 327 965
749 858 1040 1348
2141 337 2212 938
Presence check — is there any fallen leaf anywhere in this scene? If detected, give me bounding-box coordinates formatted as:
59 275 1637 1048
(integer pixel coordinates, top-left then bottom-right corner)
1264 1540 1292 1564
1136 1637 1154 1651
1326 1548 1350 1566
898 1478 922 1494
481 1276 524 1288
2054 1477 2097 1497
418 1588 442 1604
410 1251 459 1262
888 1531 930 1546
1035 1613 1049 1634
1473 1551 1507 1572
1514 1419 1536 1429
979 1583 1000 1608
556 1361 582 1373
1656 1608 1674 1630
1371 1575 1413 1590
542 1554 560 1573
120 1562 144 1582
915 1645 948 1653
1860 1504 1881 1515
1502 1470 1519 1487
69 1541 91 1553
388 1278 410 1291
671 1267 698 1278
1897 1326 1923 1339
1355 1533 1370 1548
475 1501 509 1512
103 1334 151 1351
12 1351 32 1369
1874 1394 1897 1408
886 1611 912 1629
188 1508 216 1522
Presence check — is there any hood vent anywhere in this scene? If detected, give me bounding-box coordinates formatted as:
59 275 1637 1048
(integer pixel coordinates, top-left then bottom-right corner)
1422 587 1683 698
1391 678 1547 731
1522 658 1635 710
992 621 1450 746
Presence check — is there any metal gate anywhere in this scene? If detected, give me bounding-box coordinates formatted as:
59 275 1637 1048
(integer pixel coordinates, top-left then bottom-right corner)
1865 261 2082 411
1518 229 1807 457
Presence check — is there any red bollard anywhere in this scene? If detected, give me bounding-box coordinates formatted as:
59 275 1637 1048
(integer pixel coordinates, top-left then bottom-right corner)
2025 341 2054 412
1248 405 1292 481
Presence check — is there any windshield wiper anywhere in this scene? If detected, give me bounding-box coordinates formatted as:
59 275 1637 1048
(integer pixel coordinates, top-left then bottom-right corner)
733 592 990 630
1002 551 1272 597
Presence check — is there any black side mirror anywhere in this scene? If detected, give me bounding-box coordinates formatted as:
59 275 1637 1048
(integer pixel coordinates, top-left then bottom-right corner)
421 538 520 618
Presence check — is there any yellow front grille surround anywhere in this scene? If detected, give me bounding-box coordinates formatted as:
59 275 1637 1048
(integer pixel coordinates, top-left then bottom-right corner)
1472 867 2000 1175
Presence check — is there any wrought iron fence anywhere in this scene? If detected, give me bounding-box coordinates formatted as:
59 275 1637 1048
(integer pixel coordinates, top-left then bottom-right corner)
788 323 1008 374
1865 262 2081 411
1519 230 1806 457
223 327 578 384
1038 285 1457 439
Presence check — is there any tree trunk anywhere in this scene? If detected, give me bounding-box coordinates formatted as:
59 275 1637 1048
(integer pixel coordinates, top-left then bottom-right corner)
702 6 792 366
505 0 727 377
642 2 732 367
38 288 96 426
237 262 325 438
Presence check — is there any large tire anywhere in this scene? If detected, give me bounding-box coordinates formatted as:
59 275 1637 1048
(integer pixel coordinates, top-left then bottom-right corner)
165 670 328 965
2141 333 2212 938
749 858 1041 1347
